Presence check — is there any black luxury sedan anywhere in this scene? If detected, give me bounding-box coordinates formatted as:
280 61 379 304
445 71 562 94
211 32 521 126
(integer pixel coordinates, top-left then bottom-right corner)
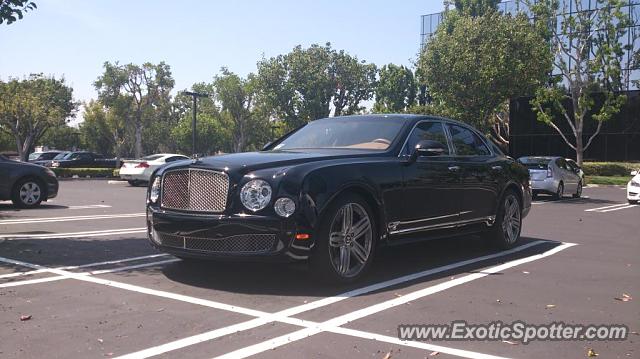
147 115 532 282
0 155 59 208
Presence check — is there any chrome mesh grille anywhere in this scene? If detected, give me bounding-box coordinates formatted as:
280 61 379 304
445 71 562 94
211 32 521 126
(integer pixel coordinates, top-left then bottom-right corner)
155 232 276 253
161 169 229 212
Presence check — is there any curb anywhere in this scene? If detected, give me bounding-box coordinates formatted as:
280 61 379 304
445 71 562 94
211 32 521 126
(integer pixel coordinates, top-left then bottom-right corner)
107 180 128 185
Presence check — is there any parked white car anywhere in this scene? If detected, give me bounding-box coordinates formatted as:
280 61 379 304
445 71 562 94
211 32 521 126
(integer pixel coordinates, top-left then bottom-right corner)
120 154 189 186
628 170 640 204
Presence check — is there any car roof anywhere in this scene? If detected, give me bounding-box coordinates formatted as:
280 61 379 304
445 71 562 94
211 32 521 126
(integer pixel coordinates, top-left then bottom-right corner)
316 114 479 128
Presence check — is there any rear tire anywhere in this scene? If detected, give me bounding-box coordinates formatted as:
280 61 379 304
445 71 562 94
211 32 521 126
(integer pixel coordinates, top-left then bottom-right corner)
11 178 45 209
553 182 564 200
484 190 522 250
572 181 582 198
309 193 377 283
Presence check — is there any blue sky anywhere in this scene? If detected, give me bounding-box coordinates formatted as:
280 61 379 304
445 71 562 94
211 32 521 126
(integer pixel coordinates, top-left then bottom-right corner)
1 0 444 115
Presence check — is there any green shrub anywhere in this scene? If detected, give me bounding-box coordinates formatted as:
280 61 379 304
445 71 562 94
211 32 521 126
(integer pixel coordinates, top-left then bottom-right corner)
52 168 117 178
581 162 639 177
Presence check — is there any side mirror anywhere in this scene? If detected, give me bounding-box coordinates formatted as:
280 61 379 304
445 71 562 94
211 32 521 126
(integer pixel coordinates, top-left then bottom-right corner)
632 170 638 176
262 141 273 151
411 140 446 161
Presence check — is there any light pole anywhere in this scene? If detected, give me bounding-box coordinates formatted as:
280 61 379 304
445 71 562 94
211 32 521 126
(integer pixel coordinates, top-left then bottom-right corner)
183 91 209 157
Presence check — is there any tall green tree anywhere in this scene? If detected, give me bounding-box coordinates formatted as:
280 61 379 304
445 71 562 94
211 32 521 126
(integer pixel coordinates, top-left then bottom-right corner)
373 64 416 113
452 0 501 16
38 124 80 151
257 43 376 130
94 61 175 158
529 0 632 165
419 10 552 148
80 100 117 156
0 0 36 25
213 68 258 153
0 74 76 161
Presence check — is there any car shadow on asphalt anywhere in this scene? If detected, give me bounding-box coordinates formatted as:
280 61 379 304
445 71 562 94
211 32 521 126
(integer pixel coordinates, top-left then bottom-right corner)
159 236 562 297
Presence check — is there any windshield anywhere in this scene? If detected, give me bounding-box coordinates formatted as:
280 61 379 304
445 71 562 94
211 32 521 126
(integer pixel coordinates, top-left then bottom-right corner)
518 157 551 170
29 152 42 160
273 117 405 151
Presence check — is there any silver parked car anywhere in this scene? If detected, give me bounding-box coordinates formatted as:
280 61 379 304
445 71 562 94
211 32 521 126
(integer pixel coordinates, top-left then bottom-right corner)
518 156 583 199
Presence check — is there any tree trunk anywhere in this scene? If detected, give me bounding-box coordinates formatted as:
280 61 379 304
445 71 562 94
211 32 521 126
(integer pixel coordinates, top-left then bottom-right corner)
575 130 584 166
134 122 143 158
14 134 25 161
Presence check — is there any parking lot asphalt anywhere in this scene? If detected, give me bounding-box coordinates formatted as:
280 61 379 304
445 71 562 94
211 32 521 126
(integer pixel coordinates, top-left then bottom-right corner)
0 180 638 358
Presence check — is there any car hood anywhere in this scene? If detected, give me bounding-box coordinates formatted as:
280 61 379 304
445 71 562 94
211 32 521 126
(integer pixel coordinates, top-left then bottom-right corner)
174 150 381 174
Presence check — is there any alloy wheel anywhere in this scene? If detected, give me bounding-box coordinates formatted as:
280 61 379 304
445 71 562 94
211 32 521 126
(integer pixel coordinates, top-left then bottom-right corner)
19 181 41 205
328 202 373 278
501 194 521 244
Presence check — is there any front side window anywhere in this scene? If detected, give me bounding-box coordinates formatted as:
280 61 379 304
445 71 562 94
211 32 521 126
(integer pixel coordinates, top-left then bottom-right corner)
273 117 405 151
446 124 490 156
403 121 449 156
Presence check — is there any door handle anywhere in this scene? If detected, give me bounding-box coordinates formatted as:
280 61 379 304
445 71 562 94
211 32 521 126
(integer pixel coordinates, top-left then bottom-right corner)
491 165 502 171
448 165 460 172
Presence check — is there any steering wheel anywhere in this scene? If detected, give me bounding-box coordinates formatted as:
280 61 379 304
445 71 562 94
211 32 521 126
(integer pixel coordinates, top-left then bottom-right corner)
371 138 391 145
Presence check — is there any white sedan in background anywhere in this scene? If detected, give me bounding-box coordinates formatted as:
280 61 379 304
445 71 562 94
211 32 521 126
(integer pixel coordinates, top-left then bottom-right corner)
120 153 189 186
628 170 640 204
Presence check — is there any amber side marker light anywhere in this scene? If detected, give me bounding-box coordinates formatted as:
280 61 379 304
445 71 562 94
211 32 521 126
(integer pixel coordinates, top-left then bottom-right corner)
295 233 310 240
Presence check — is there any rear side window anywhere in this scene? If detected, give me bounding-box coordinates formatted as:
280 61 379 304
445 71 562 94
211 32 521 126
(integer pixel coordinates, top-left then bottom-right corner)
403 121 449 156
446 124 490 156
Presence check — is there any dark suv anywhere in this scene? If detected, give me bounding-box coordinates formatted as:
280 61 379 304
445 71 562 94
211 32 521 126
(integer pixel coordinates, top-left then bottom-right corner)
0 155 59 208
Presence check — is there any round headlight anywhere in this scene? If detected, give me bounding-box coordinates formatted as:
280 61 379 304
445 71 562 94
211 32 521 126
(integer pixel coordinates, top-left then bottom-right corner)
149 177 161 203
274 197 296 217
240 179 272 212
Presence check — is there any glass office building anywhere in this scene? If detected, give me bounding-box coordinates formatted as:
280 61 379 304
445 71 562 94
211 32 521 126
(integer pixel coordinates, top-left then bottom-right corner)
420 0 640 90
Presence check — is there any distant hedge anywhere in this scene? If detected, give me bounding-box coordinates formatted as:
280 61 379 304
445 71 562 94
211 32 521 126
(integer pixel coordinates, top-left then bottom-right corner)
52 168 119 178
582 162 639 177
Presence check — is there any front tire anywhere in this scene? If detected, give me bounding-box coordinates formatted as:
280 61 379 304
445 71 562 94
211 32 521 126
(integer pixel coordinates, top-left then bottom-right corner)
485 190 522 250
572 181 582 198
11 178 45 208
309 193 377 283
553 182 564 200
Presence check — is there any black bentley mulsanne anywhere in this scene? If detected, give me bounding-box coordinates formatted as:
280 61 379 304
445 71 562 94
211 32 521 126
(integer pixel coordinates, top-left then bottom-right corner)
146 114 531 282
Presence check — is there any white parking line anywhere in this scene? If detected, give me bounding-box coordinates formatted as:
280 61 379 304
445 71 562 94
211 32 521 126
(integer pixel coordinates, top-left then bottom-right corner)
0 227 147 240
0 241 574 359
585 203 638 212
115 240 553 359
0 257 179 288
0 213 145 225
68 204 113 210
0 253 169 280
599 204 638 212
213 242 576 359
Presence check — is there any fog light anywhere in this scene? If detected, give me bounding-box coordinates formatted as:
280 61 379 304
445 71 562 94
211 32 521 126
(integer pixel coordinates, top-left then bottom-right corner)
149 177 160 203
274 197 296 217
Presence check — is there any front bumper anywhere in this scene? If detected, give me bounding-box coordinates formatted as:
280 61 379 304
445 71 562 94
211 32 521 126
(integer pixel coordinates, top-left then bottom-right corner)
45 176 59 199
146 206 313 262
628 183 640 201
